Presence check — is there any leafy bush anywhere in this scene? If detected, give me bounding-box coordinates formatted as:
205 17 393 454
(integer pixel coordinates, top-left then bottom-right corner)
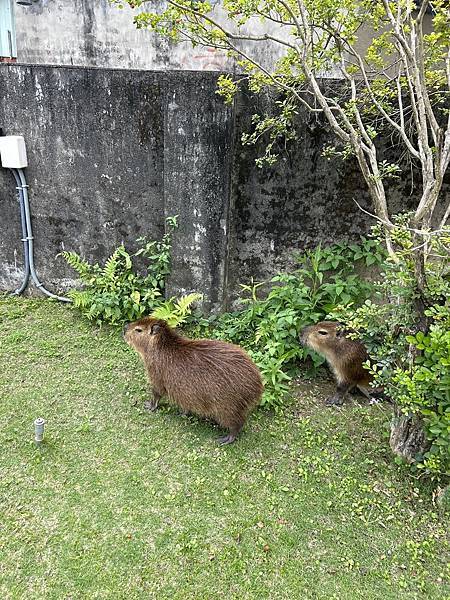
207 239 385 409
333 222 450 478
62 216 178 324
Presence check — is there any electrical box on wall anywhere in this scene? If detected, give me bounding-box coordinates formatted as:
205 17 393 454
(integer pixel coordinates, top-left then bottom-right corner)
0 135 28 168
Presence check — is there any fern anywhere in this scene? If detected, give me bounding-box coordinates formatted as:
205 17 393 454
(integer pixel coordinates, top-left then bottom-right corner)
102 248 121 282
62 217 180 325
150 301 177 324
176 293 203 315
69 289 93 309
151 293 203 327
61 251 99 284
102 246 133 284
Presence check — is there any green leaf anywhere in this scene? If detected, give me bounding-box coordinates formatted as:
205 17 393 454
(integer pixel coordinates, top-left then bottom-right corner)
131 290 141 304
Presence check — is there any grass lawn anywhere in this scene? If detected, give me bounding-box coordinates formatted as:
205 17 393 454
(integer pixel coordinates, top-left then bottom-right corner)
0 297 448 599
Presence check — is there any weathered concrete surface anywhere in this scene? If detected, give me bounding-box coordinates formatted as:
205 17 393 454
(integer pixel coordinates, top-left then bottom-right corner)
229 89 373 289
13 1 434 75
14 0 218 71
163 77 233 311
228 87 450 290
0 64 233 309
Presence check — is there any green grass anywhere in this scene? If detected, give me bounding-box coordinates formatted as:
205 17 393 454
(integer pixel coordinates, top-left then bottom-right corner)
0 297 448 600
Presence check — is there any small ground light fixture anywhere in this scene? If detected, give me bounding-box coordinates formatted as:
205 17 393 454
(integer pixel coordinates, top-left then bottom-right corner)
34 417 45 445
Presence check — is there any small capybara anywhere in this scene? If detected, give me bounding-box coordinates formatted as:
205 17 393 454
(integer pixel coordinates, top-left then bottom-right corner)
301 321 375 406
123 317 263 444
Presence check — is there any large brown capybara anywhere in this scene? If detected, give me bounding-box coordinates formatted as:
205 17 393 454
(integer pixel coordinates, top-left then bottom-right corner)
124 317 263 444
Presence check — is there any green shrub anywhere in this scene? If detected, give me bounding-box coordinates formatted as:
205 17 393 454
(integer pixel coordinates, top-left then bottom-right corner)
62 216 178 324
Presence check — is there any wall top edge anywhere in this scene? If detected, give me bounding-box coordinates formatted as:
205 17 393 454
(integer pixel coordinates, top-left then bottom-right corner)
0 62 236 77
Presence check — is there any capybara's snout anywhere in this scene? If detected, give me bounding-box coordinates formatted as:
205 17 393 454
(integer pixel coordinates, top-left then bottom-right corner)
299 325 311 345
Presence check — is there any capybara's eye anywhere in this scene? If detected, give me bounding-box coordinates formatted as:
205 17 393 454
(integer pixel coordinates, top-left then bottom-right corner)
318 330 328 336
135 327 143 333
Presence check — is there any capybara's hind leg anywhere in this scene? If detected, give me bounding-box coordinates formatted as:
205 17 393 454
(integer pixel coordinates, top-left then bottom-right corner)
356 384 371 399
217 424 243 446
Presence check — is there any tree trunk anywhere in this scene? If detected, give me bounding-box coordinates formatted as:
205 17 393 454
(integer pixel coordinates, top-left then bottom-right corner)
390 406 429 463
411 241 430 333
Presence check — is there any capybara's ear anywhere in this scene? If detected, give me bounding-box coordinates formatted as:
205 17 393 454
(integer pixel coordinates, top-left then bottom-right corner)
150 323 161 335
336 326 346 339
336 325 356 339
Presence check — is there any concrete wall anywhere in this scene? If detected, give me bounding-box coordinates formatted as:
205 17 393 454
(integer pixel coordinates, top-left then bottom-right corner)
163 75 233 308
14 0 229 70
227 88 446 289
1 64 448 310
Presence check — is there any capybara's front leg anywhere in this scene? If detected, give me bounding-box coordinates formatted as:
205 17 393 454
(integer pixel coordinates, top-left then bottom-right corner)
325 382 352 406
144 389 161 412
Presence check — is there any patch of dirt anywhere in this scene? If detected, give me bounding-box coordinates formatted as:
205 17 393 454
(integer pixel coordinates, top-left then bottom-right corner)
289 377 335 417
289 376 386 418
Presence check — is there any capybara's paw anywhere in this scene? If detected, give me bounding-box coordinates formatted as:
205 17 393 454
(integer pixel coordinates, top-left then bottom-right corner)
217 434 237 445
144 400 158 412
325 395 344 407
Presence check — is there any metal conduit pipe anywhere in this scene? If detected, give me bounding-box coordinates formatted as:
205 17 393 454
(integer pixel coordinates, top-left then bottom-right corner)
1 135 71 302
13 167 71 303
10 168 30 295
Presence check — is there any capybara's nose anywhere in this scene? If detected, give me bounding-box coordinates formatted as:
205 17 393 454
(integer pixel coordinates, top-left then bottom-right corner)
122 324 129 337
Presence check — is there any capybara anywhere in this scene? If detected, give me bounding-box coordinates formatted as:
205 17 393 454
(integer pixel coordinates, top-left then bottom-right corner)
123 317 263 444
301 321 374 406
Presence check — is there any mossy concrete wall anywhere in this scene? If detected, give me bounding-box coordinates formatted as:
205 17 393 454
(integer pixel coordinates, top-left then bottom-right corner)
0 64 447 310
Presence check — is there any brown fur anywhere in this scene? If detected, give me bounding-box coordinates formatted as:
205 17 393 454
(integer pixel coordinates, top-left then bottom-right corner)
301 321 373 406
123 317 263 444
